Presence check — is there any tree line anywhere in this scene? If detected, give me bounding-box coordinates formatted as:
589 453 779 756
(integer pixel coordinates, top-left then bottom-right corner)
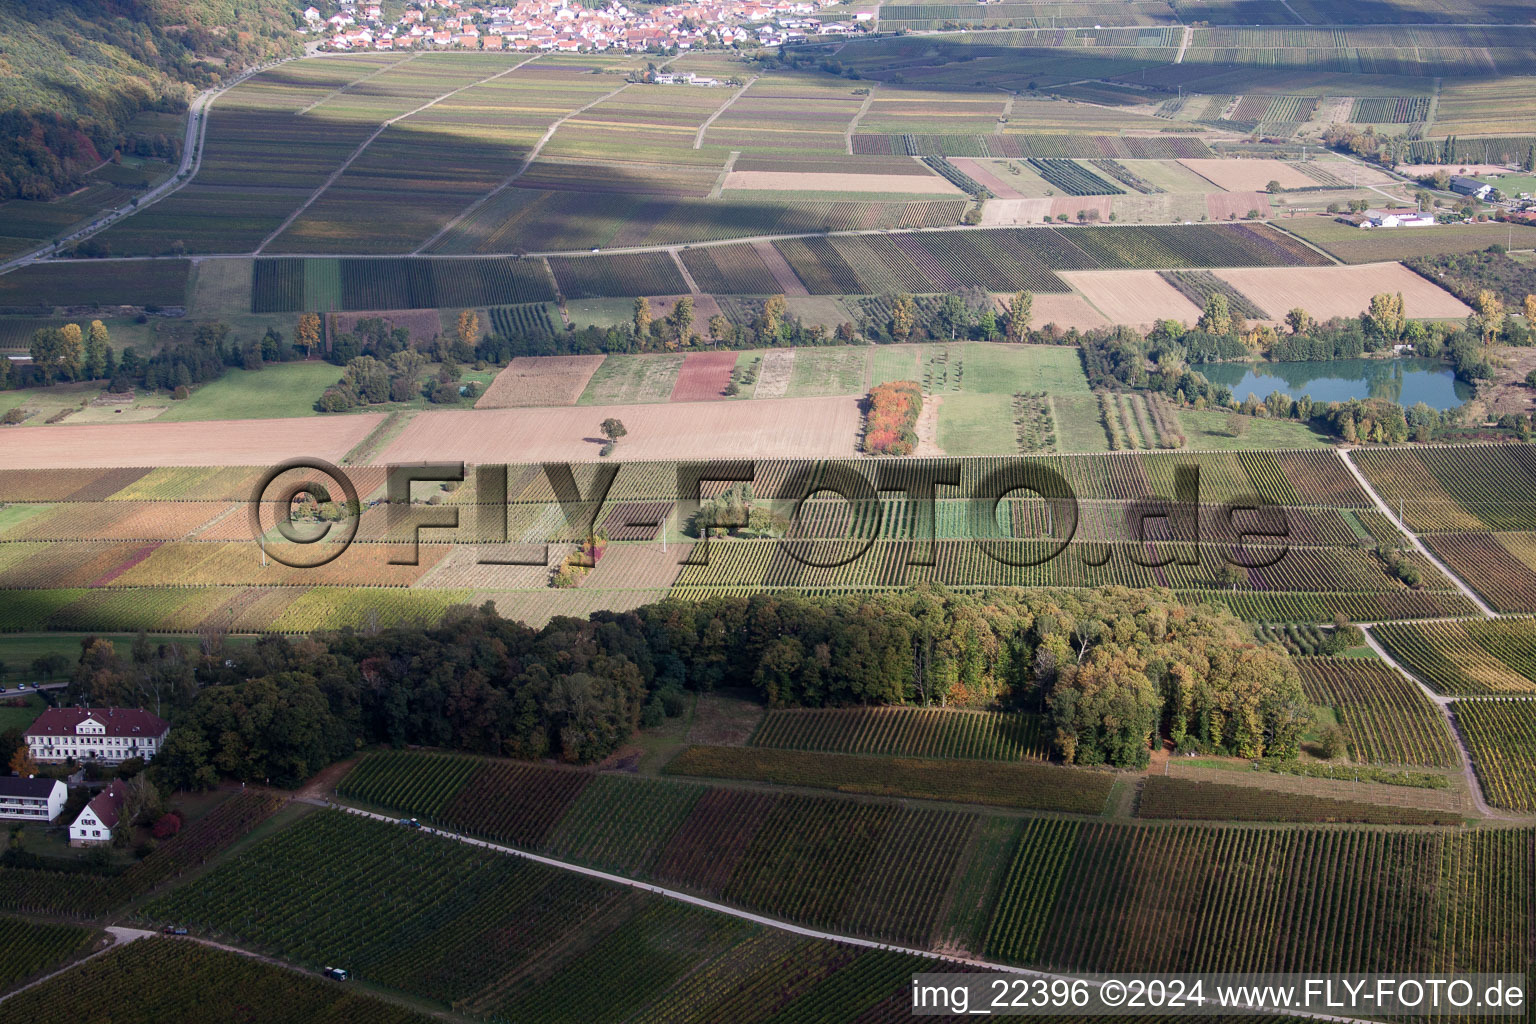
44 586 1308 790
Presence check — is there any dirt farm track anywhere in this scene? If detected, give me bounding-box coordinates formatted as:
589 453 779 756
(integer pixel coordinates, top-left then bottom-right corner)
0 415 386 469
380 396 864 463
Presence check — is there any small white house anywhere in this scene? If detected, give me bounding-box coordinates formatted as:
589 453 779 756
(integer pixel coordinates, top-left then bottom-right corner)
0 777 66 822
69 779 126 846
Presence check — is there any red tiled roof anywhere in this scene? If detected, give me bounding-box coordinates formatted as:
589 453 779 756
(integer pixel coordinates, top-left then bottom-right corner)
28 707 170 739
86 779 128 830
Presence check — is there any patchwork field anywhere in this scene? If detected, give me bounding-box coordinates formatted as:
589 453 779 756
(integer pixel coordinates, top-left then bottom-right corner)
476 355 606 408
378 397 864 463
1178 159 1316 192
1213 263 1471 321
1061 270 1205 327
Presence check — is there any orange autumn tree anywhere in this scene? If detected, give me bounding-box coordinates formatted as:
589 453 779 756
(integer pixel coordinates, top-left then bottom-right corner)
864 380 923 456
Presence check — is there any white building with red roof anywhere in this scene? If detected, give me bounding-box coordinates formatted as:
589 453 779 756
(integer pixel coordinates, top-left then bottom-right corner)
27 708 171 766
69 779 127 846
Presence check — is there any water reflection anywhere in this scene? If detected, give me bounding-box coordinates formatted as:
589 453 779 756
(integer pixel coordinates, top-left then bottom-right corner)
1190 358 1471 411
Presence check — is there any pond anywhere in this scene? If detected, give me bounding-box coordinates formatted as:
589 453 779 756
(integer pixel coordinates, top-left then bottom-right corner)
1190 357 1472 411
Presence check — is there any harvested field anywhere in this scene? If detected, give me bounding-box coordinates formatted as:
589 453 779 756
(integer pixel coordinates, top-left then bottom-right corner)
670 351 739 402
0 415 385 469
327 309 443 343
582 542 690 589
722 171 962 194
950 159 1024 199
476 355 606 409
1206 191 1269 221
1049 196 1113 221
980 199 1051 226
379 397 863 463
1015 293 1111 332
754 348 796 399
1060 270 1203 328
1178 159 1316 192
1213 263 1472 321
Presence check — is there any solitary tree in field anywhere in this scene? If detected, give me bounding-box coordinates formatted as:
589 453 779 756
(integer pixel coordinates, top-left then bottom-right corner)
761 294 787 337
296 313 322 356
633 297 652 337
1005 290 1032 342
1471 289 1504 347
456 309 480 347
85 320 111 380
891 293 917 341
669 296 695 344
1198 292 1232 336
1225 410 1247 438
58 323 84 381
1524 294 1536 325
601 418 627 444
1266 180 1284 194
1285 307 1312 336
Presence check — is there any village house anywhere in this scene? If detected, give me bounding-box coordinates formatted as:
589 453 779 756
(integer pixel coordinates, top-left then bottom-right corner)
0 777 66 823
69 779 126 846
1362 209 1437 229
27 707 171 766
1450 175 1494 201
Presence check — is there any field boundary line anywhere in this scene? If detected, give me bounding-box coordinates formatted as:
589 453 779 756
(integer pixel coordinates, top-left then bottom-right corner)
696 75 757 150
415 71 637 254
845 82 878 154
0 927 155 1008
295 52 419 115
1174 25 1192 62
256 56 544 255
314 798 1389 1024
709 150 740 199
1353 627 1508 820
671 248 702 295
1425 76 1442 134
1338 447 1497 617
995 89 1016 133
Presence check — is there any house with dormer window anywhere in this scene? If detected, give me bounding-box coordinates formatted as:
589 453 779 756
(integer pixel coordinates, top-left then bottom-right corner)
69 779 126 846
26 708 171 766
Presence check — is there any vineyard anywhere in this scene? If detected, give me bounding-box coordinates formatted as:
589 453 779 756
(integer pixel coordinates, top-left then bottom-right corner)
1349 445 1536 533
998 822 1530 974
251 257 555 312
1136 776 1461 825
548 251 688 300
1157 269 1266 321
1370 618 1536 695
1453 701 1536 811
749 707 1048 761
1027 159 1125 197
1297 657 1459 765
0 915 97 992
0 939 436 1024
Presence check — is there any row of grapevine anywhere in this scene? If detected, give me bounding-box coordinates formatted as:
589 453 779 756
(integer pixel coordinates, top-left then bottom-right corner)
1028 159 1125 196
1351 444 1536 533
0 915 97 993
1370 618 1536 695
0 939 434 1024
1453 701 1536 812
252 257 555 312
749 707 1049 761
1297 657 1459 765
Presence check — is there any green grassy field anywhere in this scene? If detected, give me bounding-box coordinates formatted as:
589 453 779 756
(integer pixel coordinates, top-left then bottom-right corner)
157 363 341 421
960 343 1090 395
1051 394 1109 452
0 692 47 731
578 353 684 404
1280 217 1536 263
786 347 868 397
870 344 922 387
936 392 1016 455
1180 408 1333 449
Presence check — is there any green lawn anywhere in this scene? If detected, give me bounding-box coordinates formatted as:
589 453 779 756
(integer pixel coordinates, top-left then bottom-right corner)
960 343 1090 395
578 353 684 405
1180 408 1333 450
0 692 46 732
936 392 1016 455
870 344 921 387
785 346 868 397
1052 394 1109 452
157 362 342 421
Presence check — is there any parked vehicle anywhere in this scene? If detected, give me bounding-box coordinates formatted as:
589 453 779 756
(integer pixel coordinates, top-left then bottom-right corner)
323 967 350 981
399 818 420 828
